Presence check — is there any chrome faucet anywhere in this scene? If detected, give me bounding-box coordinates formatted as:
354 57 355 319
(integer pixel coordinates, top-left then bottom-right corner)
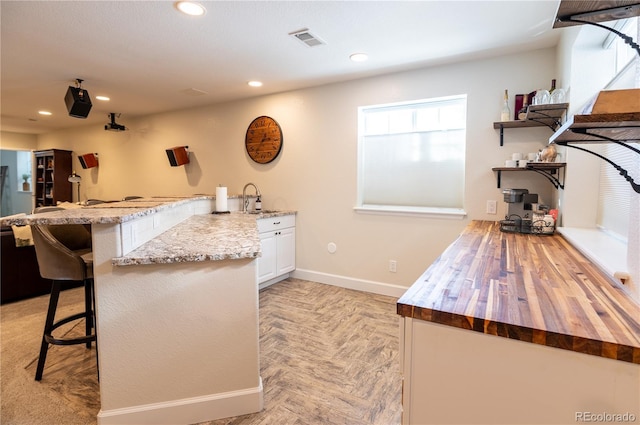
242 182 261 213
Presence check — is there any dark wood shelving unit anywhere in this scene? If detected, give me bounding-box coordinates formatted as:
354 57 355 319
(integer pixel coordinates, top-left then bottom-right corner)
493 103 569 146
491 162 567 189
34 149 73 207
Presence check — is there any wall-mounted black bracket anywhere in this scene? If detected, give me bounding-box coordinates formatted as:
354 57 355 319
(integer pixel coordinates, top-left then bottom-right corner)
556 4 640 58
528 167 566 190
526 114 564 132
555 128 640 193
492 163 566 190
551 114 640 194
559 143 640 193
551 2 640 193
493 104 569 146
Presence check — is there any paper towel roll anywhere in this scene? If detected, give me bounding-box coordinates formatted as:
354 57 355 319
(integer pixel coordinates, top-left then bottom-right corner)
215 186 228 212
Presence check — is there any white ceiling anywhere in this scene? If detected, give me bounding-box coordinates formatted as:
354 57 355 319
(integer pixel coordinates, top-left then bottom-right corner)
1 0 562 135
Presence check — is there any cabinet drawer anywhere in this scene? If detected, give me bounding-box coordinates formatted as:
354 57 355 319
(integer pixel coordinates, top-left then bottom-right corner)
257 214 295 233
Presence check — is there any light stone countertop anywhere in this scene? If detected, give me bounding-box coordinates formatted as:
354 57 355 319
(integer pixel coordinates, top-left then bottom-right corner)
0 195 296 267
113 213 262 266
0 194 262 226
0 196 215 225
114 210 297 266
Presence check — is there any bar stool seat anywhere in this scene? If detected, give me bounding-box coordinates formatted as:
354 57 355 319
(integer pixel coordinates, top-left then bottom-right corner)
30 212 97 381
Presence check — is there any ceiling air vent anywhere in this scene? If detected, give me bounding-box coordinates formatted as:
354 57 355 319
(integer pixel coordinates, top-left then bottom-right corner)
289 28 326 47
181 88 208 97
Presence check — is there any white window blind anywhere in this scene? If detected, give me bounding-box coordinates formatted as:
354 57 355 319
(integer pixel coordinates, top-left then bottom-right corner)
357 95 467 213
596 143 638 240
596 17 639 240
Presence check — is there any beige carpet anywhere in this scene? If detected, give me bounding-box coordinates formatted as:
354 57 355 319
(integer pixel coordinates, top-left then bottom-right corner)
1 278 402 425
1 285 99 425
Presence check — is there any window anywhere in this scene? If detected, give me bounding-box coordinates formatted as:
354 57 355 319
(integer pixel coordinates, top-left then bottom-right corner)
605 17 639 75
597 142 636 240
356 95 467 217
597 17 640 240
16 150 32 192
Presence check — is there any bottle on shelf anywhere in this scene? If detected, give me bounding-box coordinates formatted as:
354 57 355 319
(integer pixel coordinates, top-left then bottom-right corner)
500 89 511 121
518 94 529 120
550 79 556 93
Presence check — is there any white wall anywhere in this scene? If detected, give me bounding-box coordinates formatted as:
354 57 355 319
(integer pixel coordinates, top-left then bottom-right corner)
560 25 617 228
0 131 38 151
33 48 557 291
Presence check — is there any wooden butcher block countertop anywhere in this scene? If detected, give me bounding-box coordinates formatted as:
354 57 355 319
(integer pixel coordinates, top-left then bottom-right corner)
397 220 640 364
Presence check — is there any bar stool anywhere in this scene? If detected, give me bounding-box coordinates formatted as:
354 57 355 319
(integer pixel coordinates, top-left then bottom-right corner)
31 211 97 381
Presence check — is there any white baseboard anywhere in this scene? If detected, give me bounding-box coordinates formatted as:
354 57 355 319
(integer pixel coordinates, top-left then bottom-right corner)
97 378 263 425
291 269 408 298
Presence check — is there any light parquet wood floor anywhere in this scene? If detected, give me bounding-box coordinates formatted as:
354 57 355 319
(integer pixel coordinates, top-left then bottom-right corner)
3 278 402 425
204 278 402 425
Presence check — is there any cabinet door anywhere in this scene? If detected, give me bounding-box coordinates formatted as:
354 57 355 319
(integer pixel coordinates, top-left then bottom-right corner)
258 231 277 284
276 226 295 276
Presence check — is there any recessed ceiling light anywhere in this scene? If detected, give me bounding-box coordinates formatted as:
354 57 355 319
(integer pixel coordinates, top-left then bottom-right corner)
350 53 368 62
95 95 110 101
38 110 52 116
248 81 263 88
175 1 206 16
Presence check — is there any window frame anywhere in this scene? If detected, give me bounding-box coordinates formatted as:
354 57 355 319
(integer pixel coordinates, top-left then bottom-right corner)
355 95 468 219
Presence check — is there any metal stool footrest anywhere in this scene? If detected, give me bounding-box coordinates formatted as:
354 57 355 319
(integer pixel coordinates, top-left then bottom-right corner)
44 311 96 346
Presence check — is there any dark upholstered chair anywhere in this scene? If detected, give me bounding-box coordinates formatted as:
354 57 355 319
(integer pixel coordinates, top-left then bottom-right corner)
31 208 97 381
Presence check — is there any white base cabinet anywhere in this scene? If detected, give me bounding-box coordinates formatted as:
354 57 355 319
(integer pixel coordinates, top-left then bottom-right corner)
257 214 295 288
400 317 640 425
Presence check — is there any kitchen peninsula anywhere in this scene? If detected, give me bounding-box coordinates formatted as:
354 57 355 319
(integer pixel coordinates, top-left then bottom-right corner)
2 197 296 425
398 221 640 425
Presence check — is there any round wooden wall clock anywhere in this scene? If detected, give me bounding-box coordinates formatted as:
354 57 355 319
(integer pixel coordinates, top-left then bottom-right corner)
245 116 283 164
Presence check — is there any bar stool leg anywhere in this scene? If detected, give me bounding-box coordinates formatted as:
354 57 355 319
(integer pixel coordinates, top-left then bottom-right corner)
35 281 61 381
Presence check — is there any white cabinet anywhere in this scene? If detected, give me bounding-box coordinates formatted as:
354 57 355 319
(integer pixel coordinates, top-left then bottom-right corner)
257 214 295 288
399 317 640 424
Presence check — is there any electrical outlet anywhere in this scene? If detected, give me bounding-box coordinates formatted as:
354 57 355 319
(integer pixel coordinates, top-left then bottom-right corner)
389 260 397 273
486 200 497 215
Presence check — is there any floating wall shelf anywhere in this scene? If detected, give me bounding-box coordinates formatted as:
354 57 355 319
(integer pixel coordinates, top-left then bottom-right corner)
493 103 569 146
492 162 567 190
554 1 640 56
550 113 640 144
550 112 640 193
550 1 640 192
